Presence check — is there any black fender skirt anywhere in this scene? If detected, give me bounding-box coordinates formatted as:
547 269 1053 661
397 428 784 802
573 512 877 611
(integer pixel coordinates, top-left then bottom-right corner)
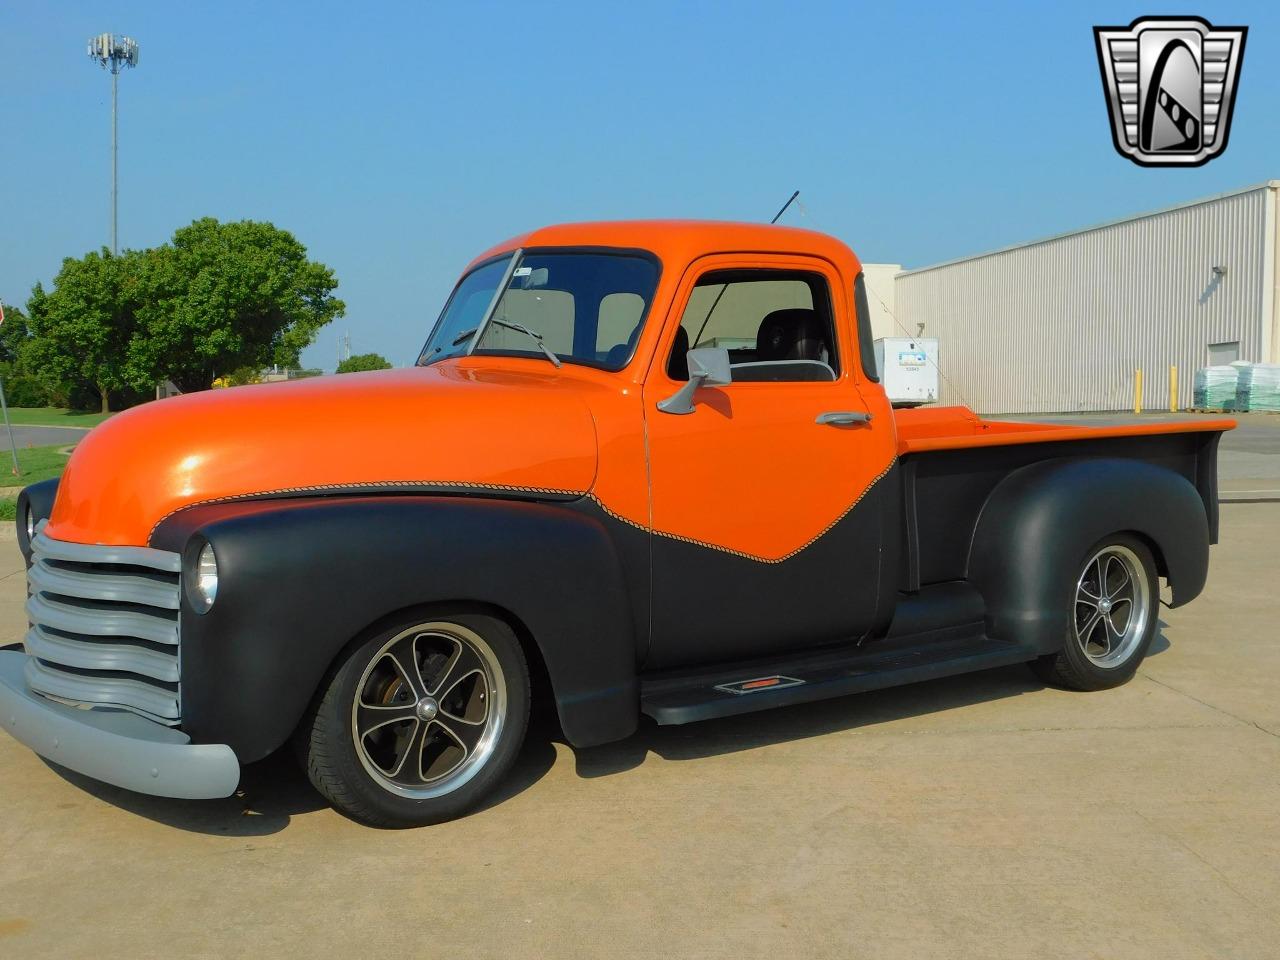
967 457 1209 655
153 496 641 762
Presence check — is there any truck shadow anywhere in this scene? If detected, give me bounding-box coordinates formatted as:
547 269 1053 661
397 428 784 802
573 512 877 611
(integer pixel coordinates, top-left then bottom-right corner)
573 624 1173 779
572 664 1045 779
41 729 561 837
43 752 325 836
19 625 1172 833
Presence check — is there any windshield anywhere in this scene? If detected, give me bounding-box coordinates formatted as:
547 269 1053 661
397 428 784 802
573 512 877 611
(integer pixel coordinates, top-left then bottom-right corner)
417 255 514 365
418 250 660 370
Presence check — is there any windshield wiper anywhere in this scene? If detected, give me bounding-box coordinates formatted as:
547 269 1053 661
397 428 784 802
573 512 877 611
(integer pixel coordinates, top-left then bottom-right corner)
453 318 561 368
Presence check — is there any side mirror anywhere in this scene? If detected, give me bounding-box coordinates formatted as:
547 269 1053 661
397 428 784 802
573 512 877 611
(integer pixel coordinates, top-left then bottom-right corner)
657 347 732 415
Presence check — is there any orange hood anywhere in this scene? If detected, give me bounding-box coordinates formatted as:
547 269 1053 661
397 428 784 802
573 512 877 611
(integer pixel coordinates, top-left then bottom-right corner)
47 365 600 546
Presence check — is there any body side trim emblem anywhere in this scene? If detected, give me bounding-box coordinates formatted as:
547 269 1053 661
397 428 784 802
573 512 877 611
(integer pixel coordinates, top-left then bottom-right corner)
714 676 805 695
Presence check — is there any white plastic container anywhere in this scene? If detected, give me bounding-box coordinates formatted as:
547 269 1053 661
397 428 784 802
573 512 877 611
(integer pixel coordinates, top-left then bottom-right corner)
873 337 939 407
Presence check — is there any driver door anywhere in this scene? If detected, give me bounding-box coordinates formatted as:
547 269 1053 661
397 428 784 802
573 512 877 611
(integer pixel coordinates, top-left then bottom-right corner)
641 254 897 670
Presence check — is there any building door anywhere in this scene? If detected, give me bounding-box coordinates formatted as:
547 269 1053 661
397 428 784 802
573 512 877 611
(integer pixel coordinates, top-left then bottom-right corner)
1207 341 1240 365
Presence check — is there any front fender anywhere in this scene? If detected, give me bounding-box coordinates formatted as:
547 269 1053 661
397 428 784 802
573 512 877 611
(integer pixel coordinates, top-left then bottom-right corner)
16 478 60 561
153 496 639 762
967 457 1209 654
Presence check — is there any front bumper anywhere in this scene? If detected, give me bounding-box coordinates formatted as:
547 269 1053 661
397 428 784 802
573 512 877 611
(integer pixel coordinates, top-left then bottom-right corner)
0 651 240 799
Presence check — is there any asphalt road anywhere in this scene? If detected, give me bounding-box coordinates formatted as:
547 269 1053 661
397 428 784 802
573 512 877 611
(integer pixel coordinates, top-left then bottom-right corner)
1003 411 1280 495
3 424 90 448
1 503 1278 959
1003 410 1277 454
1216 413 1280 454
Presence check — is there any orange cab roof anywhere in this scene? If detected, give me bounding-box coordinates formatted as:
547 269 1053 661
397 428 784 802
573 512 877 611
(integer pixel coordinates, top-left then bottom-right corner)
467 220 863 274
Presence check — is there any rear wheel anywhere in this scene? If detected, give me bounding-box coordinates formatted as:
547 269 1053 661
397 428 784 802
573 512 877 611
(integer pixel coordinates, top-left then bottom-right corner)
1031 535 1159 691
300 612 530 827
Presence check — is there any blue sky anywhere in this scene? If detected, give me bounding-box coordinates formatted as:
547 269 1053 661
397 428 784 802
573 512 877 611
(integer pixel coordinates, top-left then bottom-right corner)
2 1 1276 371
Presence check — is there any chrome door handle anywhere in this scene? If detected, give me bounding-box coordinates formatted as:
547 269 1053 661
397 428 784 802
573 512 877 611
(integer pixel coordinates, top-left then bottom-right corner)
816 411 872 426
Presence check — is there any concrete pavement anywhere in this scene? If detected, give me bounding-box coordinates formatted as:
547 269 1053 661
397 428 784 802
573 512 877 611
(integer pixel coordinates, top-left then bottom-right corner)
0 503 1277 958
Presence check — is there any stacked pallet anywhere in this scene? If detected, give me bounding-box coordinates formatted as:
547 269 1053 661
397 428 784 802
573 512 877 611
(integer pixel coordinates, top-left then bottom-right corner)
1193 364 1242 411
1237 363 1280 412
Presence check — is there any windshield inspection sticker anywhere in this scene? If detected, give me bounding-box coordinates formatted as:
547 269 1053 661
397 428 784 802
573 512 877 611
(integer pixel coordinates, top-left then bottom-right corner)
513 266 533 277
1094 16 1247 167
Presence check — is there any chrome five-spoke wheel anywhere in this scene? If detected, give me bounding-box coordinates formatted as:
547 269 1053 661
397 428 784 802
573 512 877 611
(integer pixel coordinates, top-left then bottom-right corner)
1032 534 1159 692
300 611 530 827
353 622 506 798
1073 544 1151 668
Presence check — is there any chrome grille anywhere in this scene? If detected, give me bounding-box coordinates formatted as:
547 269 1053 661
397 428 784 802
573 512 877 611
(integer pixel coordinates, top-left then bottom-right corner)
24 522 182 726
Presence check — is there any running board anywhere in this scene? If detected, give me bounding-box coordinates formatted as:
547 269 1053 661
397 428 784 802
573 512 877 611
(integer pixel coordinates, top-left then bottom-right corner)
640 632 1033 726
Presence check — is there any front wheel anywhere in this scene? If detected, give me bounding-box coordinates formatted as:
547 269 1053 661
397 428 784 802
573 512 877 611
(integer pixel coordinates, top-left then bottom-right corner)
299 611 530 827
1031 535 1159 691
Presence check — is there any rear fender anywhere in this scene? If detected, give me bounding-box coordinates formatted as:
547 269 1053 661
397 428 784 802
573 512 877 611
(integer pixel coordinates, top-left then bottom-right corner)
967 458 1209 654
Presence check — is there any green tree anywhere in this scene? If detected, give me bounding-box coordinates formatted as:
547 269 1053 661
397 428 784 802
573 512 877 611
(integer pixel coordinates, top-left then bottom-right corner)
24 249 145 413
336 352 392 374
0 301 30 362
0 303 59 406
130 218 345 393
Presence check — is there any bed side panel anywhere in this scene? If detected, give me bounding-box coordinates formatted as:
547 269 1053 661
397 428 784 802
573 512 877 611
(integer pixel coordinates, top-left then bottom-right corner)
902 430 1223 587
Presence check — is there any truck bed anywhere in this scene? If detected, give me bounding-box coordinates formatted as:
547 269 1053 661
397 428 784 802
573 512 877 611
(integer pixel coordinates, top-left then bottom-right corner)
892 406 1235 592
893 405 1236 455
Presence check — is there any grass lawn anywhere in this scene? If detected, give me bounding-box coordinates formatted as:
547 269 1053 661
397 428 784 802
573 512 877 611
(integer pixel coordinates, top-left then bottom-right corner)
0 443 74 520
3 443 73 485
3 406 111 428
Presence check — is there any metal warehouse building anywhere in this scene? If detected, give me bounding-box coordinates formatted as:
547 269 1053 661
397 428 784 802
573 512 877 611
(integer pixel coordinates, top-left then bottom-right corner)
872 180 1280 414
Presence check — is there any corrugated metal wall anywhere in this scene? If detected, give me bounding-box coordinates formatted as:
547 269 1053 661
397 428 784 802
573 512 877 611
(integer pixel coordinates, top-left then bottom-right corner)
894 184 1276 413
861 263 902 340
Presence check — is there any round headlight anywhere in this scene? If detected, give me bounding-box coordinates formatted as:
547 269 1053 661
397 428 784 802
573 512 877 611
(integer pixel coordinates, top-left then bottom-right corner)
195 541 219 609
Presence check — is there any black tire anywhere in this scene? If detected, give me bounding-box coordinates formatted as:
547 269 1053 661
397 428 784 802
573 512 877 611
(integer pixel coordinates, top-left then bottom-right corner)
1031 534 1159 692
298 611 530 828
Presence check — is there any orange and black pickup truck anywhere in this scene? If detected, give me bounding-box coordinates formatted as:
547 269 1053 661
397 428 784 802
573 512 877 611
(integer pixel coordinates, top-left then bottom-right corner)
3 222 1233 827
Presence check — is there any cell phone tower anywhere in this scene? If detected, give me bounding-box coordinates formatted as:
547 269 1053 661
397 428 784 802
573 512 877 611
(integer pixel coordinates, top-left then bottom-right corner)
86 33 139 255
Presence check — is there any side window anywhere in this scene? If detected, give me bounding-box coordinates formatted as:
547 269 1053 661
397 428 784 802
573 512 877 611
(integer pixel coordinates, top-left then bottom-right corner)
668 270 839 382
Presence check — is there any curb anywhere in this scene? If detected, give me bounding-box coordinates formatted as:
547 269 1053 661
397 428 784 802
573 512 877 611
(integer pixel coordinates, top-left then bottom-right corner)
7 423 94 432
1220 489 1280 503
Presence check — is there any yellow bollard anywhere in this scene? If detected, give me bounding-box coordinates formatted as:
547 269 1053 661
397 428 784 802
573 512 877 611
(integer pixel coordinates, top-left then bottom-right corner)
1134 368 1143 414
1170 365 1178 412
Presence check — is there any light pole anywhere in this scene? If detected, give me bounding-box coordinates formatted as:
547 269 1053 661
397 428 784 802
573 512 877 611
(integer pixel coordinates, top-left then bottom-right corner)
86 34 139 255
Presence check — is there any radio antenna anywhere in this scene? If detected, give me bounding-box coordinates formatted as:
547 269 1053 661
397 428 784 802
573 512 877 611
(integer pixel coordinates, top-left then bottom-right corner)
691 191 803 349
770 190 800 224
